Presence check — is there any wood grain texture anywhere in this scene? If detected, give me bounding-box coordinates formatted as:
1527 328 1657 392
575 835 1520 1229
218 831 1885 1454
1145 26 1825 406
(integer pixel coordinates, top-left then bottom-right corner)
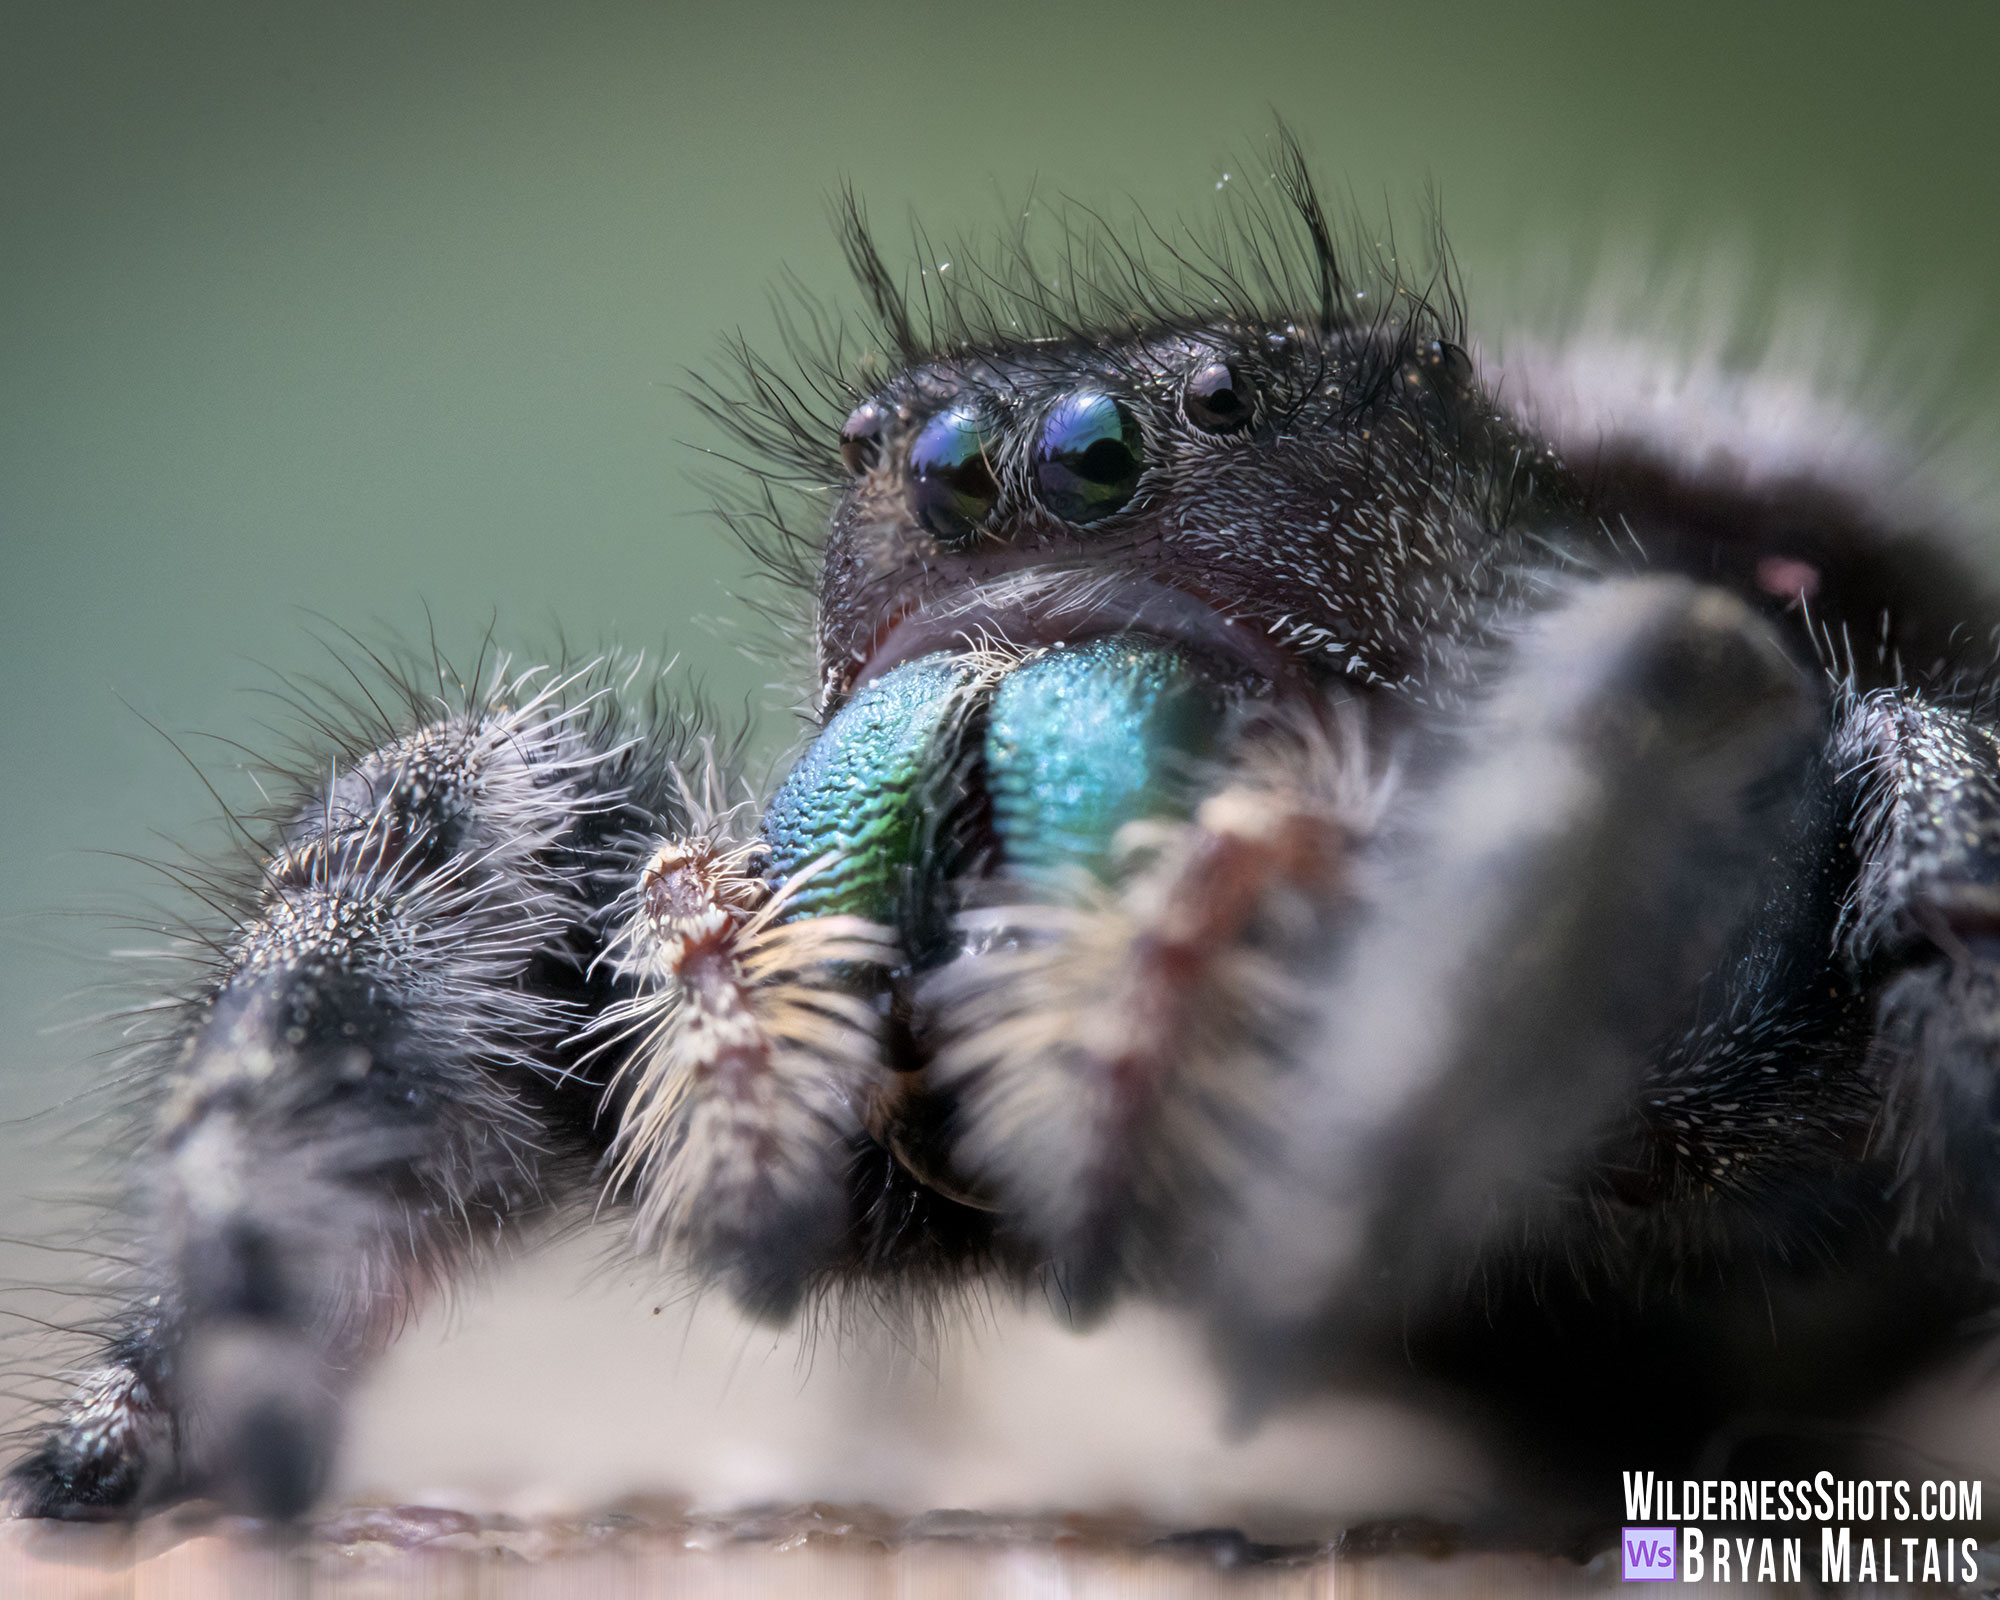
1 1505 1617 1599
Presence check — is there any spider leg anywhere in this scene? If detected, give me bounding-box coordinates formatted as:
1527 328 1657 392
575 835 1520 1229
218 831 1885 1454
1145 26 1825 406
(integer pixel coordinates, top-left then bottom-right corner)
1213 576 1823 1403
598 830 902 1319
918 705 1372 1317
8 667 681 1519
1842 692 2000 1255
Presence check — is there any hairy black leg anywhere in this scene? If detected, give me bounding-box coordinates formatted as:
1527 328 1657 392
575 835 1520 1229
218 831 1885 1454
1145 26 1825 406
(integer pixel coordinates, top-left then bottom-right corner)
1377 710 1985 1510
1843 693 2000 1255
1213 577 1821 1403
9 667 679 1519
1417 688 2000 1505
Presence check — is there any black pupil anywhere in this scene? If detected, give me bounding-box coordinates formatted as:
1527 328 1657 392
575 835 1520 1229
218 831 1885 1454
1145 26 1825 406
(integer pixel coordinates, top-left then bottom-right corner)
1185 362 1249 431
1077 437 1131 481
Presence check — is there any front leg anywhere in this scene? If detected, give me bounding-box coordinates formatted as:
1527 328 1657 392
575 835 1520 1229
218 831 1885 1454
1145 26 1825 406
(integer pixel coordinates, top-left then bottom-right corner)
8 665 678 1519
1215 577 1823 1397
1845 693 2000 1254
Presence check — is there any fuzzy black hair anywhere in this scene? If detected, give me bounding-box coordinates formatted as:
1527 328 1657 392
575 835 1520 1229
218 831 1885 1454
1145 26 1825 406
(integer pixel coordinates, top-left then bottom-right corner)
0 633 729 1513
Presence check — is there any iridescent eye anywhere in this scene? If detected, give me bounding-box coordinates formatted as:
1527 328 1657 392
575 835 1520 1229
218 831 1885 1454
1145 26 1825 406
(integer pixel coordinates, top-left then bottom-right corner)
907 403 1000 543
1183 361 1252 433
1034 392 1143 524
839 400 888 475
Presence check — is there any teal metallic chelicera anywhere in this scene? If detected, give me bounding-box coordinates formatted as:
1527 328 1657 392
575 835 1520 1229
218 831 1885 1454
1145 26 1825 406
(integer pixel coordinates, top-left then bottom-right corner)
982 637 1229 885
761 651 984 924
762 637 1231 930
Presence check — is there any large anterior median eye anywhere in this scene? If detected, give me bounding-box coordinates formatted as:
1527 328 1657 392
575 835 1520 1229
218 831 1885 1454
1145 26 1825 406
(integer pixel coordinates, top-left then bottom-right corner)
1035 391 1143 524
908 403 1000 544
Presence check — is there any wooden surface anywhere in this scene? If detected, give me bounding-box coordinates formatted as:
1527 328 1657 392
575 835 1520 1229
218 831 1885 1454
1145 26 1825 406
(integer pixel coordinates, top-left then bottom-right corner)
2 1505 1623 1599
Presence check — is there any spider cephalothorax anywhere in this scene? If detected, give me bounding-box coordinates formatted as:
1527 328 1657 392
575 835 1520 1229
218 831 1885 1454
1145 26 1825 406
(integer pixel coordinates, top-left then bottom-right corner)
13 144 2000 1543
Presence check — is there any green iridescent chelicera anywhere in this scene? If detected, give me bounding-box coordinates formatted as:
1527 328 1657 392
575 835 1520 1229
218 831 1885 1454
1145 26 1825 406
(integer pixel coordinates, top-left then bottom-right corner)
983 637 1230 884
761 652 982 924
762 638 1231 936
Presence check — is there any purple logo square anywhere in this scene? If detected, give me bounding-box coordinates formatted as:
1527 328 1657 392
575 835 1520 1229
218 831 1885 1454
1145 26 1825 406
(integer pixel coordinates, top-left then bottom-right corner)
1622 1526 1676 1582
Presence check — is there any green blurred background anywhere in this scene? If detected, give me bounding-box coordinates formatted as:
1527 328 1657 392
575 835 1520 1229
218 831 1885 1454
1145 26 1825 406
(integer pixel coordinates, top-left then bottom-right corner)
3 1 1998 1216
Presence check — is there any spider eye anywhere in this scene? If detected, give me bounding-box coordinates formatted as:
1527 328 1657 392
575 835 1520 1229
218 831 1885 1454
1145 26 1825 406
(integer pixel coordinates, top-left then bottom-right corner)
1034 391 1143 524
908 403 1000 543
1183 361 1252 433
839 401 889 475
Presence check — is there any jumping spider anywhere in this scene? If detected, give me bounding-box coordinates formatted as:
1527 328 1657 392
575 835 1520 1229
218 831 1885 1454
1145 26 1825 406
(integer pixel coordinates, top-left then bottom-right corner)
13 143 2000 1536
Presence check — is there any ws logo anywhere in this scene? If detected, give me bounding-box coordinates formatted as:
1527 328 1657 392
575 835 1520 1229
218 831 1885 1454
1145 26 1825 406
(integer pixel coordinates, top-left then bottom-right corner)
1622 1527 1676 1582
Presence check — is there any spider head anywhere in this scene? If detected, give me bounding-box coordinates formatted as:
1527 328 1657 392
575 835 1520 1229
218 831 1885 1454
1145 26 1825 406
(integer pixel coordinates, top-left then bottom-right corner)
814 321 1521 717
757 311 1563 987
